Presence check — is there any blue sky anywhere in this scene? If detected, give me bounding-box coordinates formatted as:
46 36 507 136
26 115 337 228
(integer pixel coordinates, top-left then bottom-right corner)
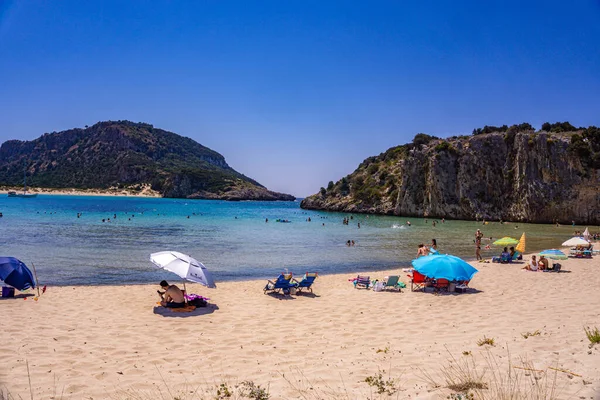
1 1 599 196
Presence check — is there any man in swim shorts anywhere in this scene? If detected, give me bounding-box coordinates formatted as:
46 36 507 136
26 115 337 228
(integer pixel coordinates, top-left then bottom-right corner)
157 280 185 308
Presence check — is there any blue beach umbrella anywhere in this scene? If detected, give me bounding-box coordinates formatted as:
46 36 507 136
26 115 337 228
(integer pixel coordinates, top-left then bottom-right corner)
538 249 568 260
0 257 36 291
411 254 478 281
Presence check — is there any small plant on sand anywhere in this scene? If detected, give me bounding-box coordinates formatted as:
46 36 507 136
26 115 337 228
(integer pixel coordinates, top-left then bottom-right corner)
584 326 600 347
521 330 541 339
476 336 495 347
376 346 390 354
239 381 269 400
364 370 398 396
447 393 474 400
215 382 232 399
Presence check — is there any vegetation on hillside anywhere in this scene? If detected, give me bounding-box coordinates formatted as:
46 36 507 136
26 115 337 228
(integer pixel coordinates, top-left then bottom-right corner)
0 121 294 200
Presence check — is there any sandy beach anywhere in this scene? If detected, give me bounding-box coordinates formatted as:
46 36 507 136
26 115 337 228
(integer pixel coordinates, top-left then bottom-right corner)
2 252 599 399
0 185 161 197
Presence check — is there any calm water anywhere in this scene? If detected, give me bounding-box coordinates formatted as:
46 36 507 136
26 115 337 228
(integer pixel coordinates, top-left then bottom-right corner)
0 195 594 285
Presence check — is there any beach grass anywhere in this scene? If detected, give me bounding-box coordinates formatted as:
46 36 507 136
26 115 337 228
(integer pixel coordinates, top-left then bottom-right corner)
584 326 600 346
476 336 495 347
421 349 563 400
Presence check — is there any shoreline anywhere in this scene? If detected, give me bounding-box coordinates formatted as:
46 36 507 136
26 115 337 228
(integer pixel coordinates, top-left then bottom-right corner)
0 186 161 198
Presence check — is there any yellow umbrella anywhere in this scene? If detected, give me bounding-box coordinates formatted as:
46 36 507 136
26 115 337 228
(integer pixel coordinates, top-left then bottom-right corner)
515 232 526 253
493 236 519 246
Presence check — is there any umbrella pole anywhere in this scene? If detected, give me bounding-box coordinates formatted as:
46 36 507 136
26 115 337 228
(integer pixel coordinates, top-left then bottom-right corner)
31 262 40 297
182 280 187 304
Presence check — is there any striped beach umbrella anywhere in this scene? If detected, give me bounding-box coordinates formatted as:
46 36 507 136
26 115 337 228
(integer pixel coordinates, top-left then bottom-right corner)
538 249 568 260
515 233 526 253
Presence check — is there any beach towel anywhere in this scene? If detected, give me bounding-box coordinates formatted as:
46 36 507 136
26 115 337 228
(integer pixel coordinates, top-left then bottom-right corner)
169 304 197 312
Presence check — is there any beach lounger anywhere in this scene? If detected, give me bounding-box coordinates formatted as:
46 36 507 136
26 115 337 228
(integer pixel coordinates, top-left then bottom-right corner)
382 275 403 291
408 270 428 292
293 272 318 293
353 275 371 289
264 273 297 295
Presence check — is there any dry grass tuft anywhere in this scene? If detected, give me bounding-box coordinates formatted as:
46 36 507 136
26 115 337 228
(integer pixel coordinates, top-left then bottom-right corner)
521 330 541 339
584 326 600 346
476 336 495 347
421 348 564 400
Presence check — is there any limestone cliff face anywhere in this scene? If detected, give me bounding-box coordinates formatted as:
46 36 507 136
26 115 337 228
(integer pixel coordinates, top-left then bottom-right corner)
301 130 600 224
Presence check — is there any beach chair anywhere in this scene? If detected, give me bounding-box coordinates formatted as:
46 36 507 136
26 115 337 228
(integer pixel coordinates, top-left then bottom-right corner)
264 273 297 295
382 275 402 291
293 272 318 293
433 278 450 292
408 270 428 292
353 275 371 289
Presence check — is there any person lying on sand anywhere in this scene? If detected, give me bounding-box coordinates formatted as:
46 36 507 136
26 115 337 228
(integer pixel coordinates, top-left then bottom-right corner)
157 280 185 308
523 255 538 271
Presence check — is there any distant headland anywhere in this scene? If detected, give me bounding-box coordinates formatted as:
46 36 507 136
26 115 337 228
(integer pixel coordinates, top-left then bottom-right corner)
0 121 295 201
301 122 600 224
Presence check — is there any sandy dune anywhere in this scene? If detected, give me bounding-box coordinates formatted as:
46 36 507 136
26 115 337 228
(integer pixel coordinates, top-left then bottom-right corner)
1 254 599 399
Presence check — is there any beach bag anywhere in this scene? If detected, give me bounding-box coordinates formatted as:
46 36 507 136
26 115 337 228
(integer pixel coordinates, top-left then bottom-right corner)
188 297 208 307
185 294 208 307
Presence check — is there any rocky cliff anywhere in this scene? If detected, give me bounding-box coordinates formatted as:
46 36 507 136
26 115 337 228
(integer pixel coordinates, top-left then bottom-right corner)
301 127 600 224
0 121 295 201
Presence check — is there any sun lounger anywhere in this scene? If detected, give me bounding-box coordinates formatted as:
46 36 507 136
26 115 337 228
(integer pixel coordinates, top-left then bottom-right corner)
382 275 403 291
264 273 297 295
353 275 371 289
293 272 318 293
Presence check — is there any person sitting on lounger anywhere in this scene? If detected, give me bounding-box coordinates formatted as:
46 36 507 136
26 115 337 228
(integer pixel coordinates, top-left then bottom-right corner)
157 280 185 308
523 255 538 271
501 247 510 262
538 255 549 271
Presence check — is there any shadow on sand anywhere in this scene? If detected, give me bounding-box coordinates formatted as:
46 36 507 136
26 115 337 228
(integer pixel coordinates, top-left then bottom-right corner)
153 304 219 318
0 292 35 301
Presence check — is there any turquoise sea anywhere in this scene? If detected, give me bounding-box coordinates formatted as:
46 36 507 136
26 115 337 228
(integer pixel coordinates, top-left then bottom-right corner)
0 195 595 285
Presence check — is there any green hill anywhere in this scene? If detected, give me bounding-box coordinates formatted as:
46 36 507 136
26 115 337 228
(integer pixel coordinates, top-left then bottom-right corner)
0 120 295 200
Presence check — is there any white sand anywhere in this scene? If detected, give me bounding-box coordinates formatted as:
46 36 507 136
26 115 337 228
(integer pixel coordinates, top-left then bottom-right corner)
0 185 160 197
1 254 599 399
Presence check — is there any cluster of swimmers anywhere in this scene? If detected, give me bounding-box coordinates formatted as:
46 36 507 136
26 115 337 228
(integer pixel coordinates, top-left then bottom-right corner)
346 240 356 246
424 218 445 226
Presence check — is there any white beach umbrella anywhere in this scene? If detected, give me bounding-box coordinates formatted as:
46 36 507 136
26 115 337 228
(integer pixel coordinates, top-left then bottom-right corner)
150 251 216 288
583 227 591 241
561 237 590 247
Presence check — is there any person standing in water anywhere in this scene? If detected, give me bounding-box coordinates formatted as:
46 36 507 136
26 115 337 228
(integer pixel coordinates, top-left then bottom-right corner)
429 239 438 254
